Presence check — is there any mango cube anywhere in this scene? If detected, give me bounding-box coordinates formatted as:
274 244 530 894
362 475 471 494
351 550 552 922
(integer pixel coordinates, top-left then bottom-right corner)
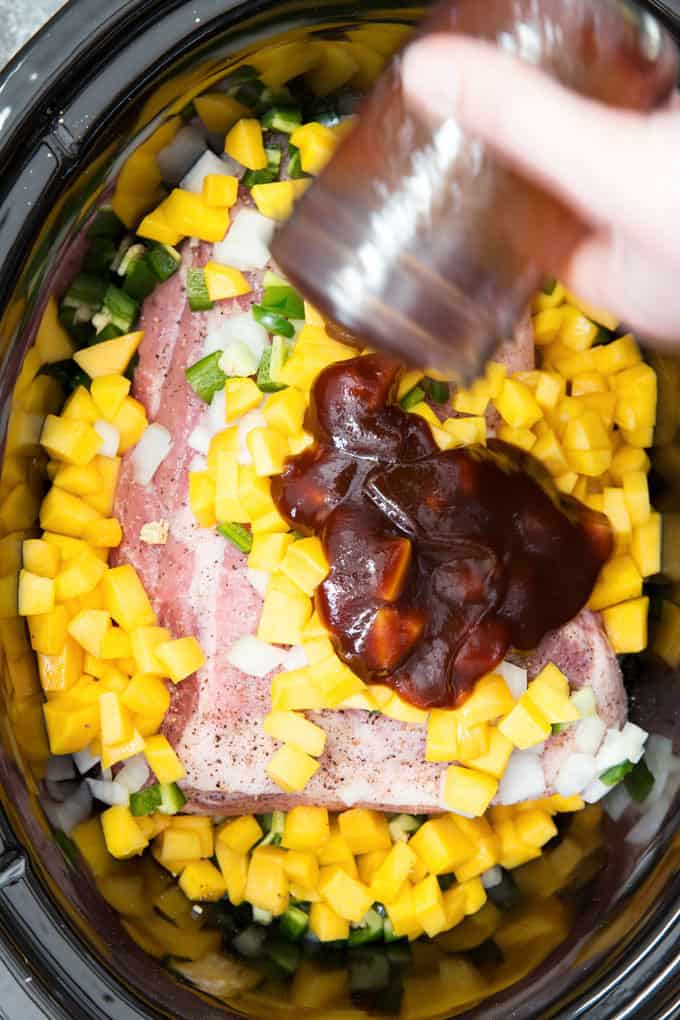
204 261 250 301
27 606 68 656
426 709 457 762
248 533 294 571
245 849 289 915
289 121 337 175
494 379 543 429
217 815 262 855
602 596 649 653
83 518 122 548
144 734 185 783
267 744 319 792
41 415 102 466
457 673 516 727
514 809 558 849
99 690 133 746
589 554 643 612
224 118 267 170
129 625 171 675
18 570 55 616
257 588 312 645
631 513 661 578
90 374 131 422
386 885 423 940
247 427 289 477
55 549 107 602
202 174 239 208
22 539 60 579
281 805 330 851
111 398 148 453
318 865 372 923
155 636 204 684
67 608 110 656
121 672 170 718
468 728 514 779
43 700 99 754
263 710 326 757
526 663 580 725
263 388 307 436
101 805 149 859
309 902 349 942
278 537 329 597
179 860 227 903
104 565 156 631
73 332 144 379
338 808 391 855
101 727 146 769
409 816 472 875
224 377 262 421
498 695 551 749
215 845 248 905
40 487 102 538
270 667 324 711
413 874 448 937
284 850 319 891
442 765 498 817
370 841 417 905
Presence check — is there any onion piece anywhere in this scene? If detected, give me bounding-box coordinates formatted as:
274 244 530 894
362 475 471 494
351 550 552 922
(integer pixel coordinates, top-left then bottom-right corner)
596 723 647 773
45 778 81 803
644 734 673 803
207 388 227 434
603 782 631 822
44 782 93 834
282 645 309 671
581 778 611 804
496 751 546 804
204 312 268 364
226 635 288 678
157 124 207 184
46 755 77 782
498 661 527 700
87 778 130 807
115 754 150 794
237 410 266 465
94 420 120 458
524 741 545 756
570 686 597 717
181 150 234 193
213 209 275 270
131 423 173 485
219 340 260 379
554 753 598 797
245 568 269 598
481 866 503 889
73 748 100 774
188 424 212 455
574 716 607 755
626 794 671 845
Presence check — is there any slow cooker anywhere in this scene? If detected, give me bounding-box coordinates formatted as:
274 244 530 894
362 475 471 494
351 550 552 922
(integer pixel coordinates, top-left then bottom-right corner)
0 1 678 1017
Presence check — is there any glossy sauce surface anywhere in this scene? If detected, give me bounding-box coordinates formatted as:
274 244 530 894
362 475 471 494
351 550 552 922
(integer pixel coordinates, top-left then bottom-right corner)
272 354 613 708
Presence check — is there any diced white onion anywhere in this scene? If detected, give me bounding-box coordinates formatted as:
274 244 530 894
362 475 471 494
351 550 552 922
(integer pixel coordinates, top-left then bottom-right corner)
282 645 309 671
188 424 212 455
496 751 546 804
645 734 673 803
498 661 527 700
189 454 208 473
603 782 631 822
213 209 275 270
570 686 597 717
94 420 120 458
73 748 100 774
554 753 598 797
46 755 77 782
115 754 150 794
581 778 611 804
207 387 227 433
574 716 607 756
87 778 130 806
621 722 649 763
45 779 81 803
226 635 288 677
156 124 207 184
219 339 260 378
43 782 93 834
524 741 545 756
596 723 647 773
481 866 503 889
205 312 269 364
181 150 233 193
626 795 671 845
245 568 270 598
100 767 113 781
131 423 173 485
237 410 266 465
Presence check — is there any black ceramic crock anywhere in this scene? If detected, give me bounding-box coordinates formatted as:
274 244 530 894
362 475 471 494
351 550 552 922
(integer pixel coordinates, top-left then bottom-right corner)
0 1 678 1017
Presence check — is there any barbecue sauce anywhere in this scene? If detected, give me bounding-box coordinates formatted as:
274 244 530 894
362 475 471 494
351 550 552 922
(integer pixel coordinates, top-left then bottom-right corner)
272 354 613 709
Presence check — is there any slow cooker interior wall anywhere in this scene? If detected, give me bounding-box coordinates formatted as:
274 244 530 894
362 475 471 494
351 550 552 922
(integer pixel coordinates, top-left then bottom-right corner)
0 1 677 1018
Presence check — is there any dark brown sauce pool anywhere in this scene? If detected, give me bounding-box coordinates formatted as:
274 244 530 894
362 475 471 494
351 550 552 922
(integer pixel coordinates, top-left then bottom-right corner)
272 354 612 708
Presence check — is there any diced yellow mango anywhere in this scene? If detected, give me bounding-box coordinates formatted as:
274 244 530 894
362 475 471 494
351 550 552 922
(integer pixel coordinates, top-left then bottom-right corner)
593 334 640 375
129 625 171 675
278 536 329 596
121 672 170 720
494 818 541 869
216 815 262 856
144 734 185 783
409 816 472 875
27 605 68 656
467 728 514 779
155 636 204 684
247 426 289 477
156 829 202 864
55 549 107 602
163 189 229 243
425 709 457 763
283 850 319 892
558 307 598 351
443 416 487 447
71 817 118 878
74 332 144 380
101 727 145 769
526 663 580 725
43 699 99 753
194 92 250 134
18 570 55 616
224 377 262 421
83 517 122 549
452 818 500 882
386 885 423 940
215 844 248 905
631 513 661 578
103 565 156 631
41 415 102 466
225 118 267 170
22 539 60 579
137 205 182 246
101 805 149 859
370 841 417 905
202 174 239 208
338 808 391 856
498 695 551 749
270 667 324 711
602 596 649 653
110 398 148 453
37 635 82 693
532 307 565 345
589 554 643 611
99 690 133 746
318 865 372 923
263 388 307 436
257 587 312 645
413 874 448 937
252 180 309 221
189 470 216 528
245 849 289 915
494 379 543 429
89 374 131 423
442 765 498 817
179 860 227 902
289 121 337 175
280 805 330 852
497 424 536 452
309 902 349 941
532 429 569 477
204 261 250 301
247 533 294 572
263 710 326 757
609 445 650 484
622 471 650 527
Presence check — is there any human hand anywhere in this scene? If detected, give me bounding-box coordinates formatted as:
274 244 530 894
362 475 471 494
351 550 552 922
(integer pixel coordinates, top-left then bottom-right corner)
402 35 680 343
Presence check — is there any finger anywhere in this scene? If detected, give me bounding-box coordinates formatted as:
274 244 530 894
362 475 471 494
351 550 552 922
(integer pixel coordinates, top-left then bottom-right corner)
560 230 680 343
401 36 680 257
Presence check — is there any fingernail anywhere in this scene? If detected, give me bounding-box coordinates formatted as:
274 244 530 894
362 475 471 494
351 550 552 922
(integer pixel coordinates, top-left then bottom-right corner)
401 41 458 120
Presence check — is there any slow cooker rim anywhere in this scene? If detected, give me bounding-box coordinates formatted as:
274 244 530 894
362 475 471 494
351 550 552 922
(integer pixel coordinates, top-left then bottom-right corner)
0 1 678 1017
